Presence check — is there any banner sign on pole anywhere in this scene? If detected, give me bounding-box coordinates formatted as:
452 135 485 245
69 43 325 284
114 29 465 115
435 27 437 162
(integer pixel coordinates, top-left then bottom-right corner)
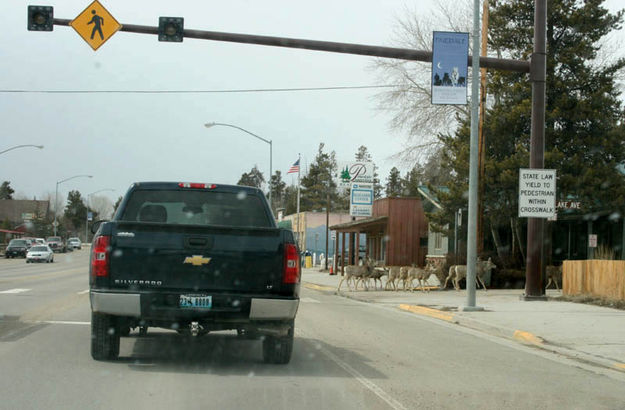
431 31 469 105
518 169 556 218
350 183 373 217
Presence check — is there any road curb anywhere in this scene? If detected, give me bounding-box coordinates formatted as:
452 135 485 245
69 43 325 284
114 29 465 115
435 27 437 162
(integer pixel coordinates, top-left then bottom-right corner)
304 282 625 376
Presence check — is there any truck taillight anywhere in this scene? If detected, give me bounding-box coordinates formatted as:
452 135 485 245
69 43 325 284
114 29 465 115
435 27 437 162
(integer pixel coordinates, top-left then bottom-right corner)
283 243 300 284
91 235 111 277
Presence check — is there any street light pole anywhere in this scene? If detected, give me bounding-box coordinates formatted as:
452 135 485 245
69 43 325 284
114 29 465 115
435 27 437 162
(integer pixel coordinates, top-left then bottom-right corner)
204 122 273 209
85 189 114 242
54 174 93 236
0 144 44 156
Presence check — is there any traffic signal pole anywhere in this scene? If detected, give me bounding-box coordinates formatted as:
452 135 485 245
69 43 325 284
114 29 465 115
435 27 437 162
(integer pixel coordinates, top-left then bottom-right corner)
41 6 546 301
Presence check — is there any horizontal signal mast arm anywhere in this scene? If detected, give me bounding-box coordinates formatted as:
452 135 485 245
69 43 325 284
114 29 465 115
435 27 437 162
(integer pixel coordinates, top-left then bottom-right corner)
52 18 530 73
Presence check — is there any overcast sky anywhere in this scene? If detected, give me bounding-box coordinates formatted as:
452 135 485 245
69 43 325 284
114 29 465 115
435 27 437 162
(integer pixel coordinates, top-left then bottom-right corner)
1 0 624 209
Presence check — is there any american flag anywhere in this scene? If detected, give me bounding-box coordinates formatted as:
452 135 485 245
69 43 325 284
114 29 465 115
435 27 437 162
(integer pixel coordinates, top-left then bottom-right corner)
287 159 300 174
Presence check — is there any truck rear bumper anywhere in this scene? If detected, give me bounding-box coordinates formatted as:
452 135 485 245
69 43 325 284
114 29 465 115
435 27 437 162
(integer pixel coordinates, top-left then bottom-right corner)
90 291 299 320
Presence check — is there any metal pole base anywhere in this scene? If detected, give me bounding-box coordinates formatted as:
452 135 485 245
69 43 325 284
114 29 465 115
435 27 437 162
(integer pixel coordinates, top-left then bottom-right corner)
460 305 485 312
519 294 548 301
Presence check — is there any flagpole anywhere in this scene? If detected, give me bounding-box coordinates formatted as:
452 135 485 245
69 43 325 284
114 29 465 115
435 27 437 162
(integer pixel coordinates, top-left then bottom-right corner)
296 153 301 249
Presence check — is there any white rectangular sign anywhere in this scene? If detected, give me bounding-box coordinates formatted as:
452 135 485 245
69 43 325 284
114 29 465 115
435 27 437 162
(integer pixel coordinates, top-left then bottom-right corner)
518 169 556 218
589 234 597 248
350 183 373 217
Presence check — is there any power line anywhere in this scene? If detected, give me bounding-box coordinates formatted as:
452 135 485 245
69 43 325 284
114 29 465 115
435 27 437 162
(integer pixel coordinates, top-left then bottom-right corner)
0 85 395 94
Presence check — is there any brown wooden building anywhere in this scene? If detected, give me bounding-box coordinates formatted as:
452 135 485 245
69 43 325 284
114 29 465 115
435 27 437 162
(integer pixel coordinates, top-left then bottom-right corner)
329 197 428 274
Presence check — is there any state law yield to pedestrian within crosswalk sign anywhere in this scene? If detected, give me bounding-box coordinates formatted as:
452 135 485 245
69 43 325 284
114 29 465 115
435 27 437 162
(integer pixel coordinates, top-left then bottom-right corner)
69 1 121 51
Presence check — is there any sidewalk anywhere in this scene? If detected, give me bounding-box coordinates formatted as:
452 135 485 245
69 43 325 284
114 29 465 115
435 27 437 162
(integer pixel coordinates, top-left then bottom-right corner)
301 267 625 375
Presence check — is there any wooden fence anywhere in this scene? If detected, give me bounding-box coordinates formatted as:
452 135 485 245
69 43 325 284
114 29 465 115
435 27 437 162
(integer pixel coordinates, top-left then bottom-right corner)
563 260 625 300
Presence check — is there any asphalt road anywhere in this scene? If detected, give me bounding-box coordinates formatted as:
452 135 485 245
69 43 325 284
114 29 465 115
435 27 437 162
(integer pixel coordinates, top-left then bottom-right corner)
1 251 624 410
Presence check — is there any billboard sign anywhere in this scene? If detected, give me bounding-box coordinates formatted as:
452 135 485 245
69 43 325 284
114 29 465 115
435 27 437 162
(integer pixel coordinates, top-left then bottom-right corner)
431 31 469 105
350 183 373 217
518 169 556 218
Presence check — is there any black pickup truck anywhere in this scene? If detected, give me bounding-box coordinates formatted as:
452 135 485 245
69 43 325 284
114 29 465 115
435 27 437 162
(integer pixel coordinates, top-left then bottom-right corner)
89 182 300 363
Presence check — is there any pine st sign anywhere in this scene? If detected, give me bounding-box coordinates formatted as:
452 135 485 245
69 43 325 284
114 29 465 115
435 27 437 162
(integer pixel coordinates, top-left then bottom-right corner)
518 169 556 218
337 162 374 191
70 1 121 51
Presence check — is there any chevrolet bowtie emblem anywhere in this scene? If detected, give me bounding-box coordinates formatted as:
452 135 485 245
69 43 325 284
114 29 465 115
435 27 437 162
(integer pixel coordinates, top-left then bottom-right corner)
183 255 211 266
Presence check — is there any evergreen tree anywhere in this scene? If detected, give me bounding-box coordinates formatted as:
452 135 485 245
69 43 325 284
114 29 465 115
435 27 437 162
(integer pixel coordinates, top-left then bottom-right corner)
63 190 88 232
269 170 286 211
237 165 265 189
113 196 123 213
300 143 338 211
385 167 403 197
0 181 15 200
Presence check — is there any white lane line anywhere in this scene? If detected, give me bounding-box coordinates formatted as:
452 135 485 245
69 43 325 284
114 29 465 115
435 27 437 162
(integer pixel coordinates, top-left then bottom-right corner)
76 290 90 295
297 328 408 410
300 297 320 303
0 288 31 294
33 320 91 325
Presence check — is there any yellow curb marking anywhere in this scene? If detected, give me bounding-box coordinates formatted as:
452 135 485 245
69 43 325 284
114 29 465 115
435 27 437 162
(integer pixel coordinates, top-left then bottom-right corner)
303 282 335 292
614 363 625 371
513 330 544 345
399 304 455 322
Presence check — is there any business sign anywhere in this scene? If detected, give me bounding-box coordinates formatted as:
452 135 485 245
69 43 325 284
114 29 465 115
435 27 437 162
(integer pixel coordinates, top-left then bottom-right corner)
518 169 556 218
21 213 35 221
337 162 374 190
350 183 373 217
431 31 469 105
70 0 122 51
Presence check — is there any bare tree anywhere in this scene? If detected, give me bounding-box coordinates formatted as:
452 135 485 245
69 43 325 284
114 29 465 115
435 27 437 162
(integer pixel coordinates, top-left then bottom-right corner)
370 1 473 164
89 195 114 220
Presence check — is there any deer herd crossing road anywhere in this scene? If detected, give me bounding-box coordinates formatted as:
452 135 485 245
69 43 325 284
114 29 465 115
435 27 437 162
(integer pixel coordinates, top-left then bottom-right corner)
0 251 624 409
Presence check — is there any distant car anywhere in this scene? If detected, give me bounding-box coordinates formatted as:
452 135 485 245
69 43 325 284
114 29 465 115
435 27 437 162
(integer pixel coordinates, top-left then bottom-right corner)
5 239 30 258
26 245 54 263
46 236 67 253
67 237 82 250
34 238 46 245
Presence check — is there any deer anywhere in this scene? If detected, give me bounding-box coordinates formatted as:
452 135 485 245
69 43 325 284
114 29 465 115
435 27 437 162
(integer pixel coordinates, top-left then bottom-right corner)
337 258 374 292
406 265 433 292
443 258 496 291
396 266 410 291
384 266 401 290
545 265 562 290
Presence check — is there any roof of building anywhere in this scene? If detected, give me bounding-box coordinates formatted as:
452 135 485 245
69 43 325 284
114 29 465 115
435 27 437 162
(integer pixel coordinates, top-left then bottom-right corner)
329 216 388 232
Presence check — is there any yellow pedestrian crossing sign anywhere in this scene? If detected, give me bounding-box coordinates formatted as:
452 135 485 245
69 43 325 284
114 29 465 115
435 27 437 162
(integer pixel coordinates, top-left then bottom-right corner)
69 1 121 51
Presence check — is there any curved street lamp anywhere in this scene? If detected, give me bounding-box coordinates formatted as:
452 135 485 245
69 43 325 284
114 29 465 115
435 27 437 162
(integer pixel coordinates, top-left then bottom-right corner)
204 122 273 207
85 188 115 242
0 144 44 156
54 174 93 236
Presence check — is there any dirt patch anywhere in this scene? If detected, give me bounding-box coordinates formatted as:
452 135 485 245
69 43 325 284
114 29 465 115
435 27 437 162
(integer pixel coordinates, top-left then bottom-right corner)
551 294 625 310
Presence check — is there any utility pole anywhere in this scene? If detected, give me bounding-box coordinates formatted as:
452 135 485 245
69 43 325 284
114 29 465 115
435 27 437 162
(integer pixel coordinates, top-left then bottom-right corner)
477 0 490 256
325 186 330 270
524 0 548 299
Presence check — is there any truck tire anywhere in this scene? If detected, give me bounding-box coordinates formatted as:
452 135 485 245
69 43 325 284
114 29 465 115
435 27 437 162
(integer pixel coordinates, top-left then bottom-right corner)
91 312 120 360
262 323 294 364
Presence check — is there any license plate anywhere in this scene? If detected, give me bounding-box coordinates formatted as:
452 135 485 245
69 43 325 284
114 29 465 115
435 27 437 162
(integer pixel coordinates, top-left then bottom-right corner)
179 294 212 309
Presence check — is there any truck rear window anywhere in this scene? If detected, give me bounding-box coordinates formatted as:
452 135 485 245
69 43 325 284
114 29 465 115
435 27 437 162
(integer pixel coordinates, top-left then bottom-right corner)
119 190 271 228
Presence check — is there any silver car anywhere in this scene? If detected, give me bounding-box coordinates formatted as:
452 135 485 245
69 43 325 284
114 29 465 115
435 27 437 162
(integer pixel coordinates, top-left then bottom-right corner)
26 245 54 263
67 237 82 250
